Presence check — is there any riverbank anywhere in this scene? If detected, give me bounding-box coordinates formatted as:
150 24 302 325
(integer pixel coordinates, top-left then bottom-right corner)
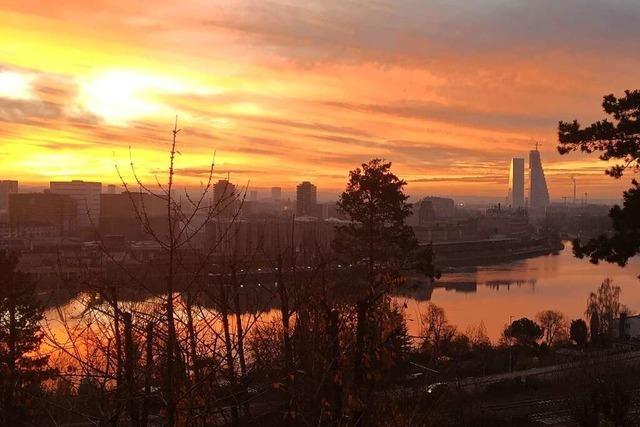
399 241 640 341
429 236 564 269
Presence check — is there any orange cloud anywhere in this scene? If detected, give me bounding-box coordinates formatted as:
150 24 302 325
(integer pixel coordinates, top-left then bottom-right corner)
0 1 639 202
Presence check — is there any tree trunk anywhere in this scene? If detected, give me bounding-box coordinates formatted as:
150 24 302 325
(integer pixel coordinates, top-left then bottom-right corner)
141 322 153 427
277 255 292 372
111 287 123 427
231 265 251 419
123 312 139 426
219 280 239 426
185 292 200 383
353 301 367 388
5 288 16 426
328 307 342 422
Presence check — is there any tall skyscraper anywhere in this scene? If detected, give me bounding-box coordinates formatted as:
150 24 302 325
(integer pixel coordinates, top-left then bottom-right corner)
50 180 102 229
296 181 317 217
0 180 18 211
508 158 525 208
271 186 282 201
529 147 550 210
213 179 237 217
214 180 236 204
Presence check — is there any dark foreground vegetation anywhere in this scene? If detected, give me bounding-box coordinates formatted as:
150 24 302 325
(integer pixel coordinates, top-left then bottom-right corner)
2 239 637 426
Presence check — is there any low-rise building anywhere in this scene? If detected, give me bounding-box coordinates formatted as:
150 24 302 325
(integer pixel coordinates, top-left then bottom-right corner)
9 192 78 237
613 314 640 340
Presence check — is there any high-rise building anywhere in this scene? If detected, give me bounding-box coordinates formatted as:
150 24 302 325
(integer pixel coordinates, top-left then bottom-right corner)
214 180 236 204
422 196 455 218
418 201 437 226
249 190 258 201
296 181 318 217
100 192 166 239
106 184 117 194
322 202 343 220
0 180 18 211
213 179 237 217
271 186 282 201
529 148 550 210
50 180 102 229
508 158 525 208
9 192 77 236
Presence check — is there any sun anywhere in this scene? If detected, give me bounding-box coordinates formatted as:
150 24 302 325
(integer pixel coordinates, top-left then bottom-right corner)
0 70 35 100
78 70 191 125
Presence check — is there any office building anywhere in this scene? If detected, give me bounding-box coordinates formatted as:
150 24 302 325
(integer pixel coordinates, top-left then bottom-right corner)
214 180 236 204
50 180 102 229
508 158 525 208
9 192 77 236
0 180 18 211
271 186 282 201
529 148 550 210
213 179 237 218
423 196 455 218
418 201 437 226
296 181 318 217
100 192 166 239
322 202 343 220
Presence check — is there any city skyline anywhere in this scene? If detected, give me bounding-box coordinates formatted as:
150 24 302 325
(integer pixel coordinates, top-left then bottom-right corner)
1 2 639 426
0 148 623 205
1 1 640 199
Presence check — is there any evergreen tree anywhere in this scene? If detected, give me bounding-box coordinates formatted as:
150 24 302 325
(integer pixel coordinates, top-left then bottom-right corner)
558 90 640 268
503 317 543 348
333 159 436 420
570 319 588 348
0 251 55 425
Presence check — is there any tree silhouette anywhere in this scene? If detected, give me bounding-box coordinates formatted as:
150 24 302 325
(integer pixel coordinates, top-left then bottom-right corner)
569 319 588 348
536 310 568 347
503 317 543 348
557 90 640 268
334 158 435 421
421 302 456 361
586 278 622 346
0 251 55 424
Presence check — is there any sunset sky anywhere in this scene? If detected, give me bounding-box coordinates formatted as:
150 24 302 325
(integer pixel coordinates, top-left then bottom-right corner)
1 0 639 201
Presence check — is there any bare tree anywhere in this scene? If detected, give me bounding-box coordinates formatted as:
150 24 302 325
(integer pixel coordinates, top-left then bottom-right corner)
37 119 250 426
536 310 569 347
420 302 456 361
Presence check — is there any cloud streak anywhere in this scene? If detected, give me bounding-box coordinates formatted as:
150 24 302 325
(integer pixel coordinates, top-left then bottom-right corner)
0 1 639 200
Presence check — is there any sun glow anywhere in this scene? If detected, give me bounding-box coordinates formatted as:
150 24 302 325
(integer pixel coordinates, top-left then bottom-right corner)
77 70 214 125
0 70 34 100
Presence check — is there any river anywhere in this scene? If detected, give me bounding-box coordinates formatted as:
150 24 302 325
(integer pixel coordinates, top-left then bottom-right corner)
397 241 640 341
41 241 640 349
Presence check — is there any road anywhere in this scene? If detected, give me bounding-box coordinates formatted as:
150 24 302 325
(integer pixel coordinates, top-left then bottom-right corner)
453 348 640 392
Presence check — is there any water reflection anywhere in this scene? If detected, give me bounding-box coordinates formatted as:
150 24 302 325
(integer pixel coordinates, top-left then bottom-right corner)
484 279 536 291
42 241 639 346
398 241 640 340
